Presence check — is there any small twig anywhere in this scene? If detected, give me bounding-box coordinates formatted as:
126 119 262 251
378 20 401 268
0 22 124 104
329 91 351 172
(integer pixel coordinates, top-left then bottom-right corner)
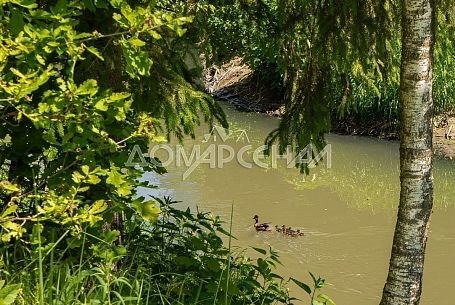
445 125 453 139
78 30 131 43
116 134 135 145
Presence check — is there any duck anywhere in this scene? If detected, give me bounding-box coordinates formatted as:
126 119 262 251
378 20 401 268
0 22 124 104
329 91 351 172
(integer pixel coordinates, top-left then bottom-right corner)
253 215 271 231
286 229 305 237
284 227 296 236
296 229 305 236
276 225 305 237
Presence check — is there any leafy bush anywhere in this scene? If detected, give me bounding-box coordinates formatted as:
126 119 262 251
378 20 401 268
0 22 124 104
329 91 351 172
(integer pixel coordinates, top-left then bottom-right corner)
0 2 332 305
0 197 333 305
125 197 294 304
0 0 225 256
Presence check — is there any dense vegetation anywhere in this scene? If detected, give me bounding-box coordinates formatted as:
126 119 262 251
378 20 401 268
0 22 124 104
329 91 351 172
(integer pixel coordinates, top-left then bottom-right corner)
0 0 333 304
1 0 450 303
207 0 455 144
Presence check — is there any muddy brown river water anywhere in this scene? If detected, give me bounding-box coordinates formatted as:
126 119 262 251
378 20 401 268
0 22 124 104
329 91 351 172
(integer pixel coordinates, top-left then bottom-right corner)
138 103 455 305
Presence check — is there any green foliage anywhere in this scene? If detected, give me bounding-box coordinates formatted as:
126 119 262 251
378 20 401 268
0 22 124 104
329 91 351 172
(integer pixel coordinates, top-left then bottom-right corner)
434 0 455 114
0 0 229 301
0 1 340 304
125 197 298 305
0 0 226 251
0 280 21 305
203 0 397 171
264 0 397 172
292 272 335 305
206 0 455 155
0 197 330 305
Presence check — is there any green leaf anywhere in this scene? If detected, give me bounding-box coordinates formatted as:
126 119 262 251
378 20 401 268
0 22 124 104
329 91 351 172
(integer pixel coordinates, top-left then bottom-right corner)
8 6 25 36
109 92 130 101
309 271 317 283
81 165 90 175
148 30 161 40
82 0 96 12
11 0 37 9
106 169 124 187
141 201 161 221
35 54 46 65
43 146 58 161
116 183 132 197
133 200 161 222
175 27 187 37
86 174 101 185
76 79 98 96
121 40 152 78
1 204 18 218
88 200 108 215
72 171 84 183
0 283 21 305
43 128 59 145
128 37 146 47
317 293 336 305
10 68 25 78
251 247 267 255
0 181 20 194
38 103 49 114
109 0 123 9
86 46 104 60
106 168 132 196
291 278 312 295
0 134 12 146
1 221 24 242
94 99 108 111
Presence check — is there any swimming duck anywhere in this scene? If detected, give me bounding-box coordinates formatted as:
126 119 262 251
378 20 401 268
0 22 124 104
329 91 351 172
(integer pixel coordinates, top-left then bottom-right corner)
253 215 271 231
274 225 285 232
285 227 296 236
287 229 305 237
276 226 305 237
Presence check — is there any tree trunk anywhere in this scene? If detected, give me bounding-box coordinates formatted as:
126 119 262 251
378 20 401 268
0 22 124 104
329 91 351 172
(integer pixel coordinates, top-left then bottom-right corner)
380 1 435 305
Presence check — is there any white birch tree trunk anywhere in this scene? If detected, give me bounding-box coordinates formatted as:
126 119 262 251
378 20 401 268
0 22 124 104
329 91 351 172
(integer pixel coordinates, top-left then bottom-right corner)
380 0 435 304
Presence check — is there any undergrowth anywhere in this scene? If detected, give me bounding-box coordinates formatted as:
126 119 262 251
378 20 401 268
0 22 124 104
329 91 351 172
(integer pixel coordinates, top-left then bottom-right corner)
0 197 334 305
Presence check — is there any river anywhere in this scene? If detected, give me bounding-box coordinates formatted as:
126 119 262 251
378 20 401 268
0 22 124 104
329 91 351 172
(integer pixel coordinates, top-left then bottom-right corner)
138 103 455 305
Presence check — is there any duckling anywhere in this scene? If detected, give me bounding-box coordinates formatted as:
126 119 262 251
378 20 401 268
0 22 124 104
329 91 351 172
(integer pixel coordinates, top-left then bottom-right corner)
275 225 282 233
283 227 305 237
253 215 271 231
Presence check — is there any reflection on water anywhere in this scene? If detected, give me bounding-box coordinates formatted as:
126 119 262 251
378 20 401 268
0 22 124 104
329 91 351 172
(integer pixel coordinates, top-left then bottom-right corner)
138 103 455 305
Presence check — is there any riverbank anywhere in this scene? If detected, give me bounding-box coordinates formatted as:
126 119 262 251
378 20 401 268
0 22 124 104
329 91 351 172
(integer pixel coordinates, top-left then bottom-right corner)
204 57 455 159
